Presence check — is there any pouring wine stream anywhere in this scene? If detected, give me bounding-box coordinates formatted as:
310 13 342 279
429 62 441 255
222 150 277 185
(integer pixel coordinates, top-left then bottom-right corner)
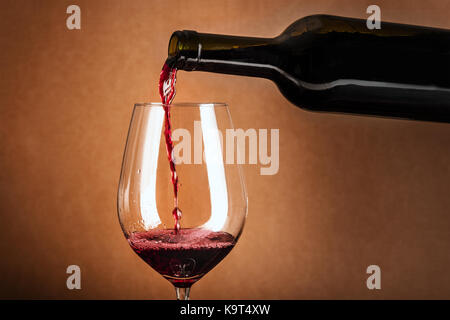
159 62 182 233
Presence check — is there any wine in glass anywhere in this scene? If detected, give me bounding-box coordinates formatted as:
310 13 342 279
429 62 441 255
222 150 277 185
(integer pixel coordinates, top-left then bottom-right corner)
117 103 247 300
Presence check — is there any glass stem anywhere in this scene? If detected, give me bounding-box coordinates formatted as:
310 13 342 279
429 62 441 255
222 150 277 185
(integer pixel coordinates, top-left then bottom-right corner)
175 287 191 300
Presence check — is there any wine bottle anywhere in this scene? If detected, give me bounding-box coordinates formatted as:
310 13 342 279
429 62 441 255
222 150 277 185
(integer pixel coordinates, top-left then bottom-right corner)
166 14 450 122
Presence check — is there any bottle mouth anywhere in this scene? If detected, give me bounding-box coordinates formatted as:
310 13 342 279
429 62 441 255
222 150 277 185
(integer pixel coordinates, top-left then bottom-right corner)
168 30 199 58
168 32 181 57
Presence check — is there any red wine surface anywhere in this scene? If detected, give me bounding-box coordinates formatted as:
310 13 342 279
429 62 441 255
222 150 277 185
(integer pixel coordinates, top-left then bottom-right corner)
128 228 235 288
159 63 182 232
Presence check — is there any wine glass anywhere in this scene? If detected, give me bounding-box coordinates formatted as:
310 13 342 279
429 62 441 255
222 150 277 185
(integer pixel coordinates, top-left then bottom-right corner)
117 103 247 300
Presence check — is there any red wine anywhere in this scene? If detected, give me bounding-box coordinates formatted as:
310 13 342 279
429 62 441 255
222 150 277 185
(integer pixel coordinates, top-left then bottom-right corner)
159 63 182 232
166 15 450 122
128 228 235 288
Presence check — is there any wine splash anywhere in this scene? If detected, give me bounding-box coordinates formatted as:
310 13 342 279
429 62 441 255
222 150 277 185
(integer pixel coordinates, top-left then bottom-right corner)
159 62 182 233
128 228 235 288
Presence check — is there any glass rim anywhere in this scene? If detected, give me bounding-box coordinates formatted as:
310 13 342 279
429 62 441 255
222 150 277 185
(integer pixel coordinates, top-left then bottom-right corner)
134 102 228 108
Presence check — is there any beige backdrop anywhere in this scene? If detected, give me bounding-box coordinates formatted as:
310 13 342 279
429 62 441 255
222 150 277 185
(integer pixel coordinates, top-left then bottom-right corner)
1 0 450 299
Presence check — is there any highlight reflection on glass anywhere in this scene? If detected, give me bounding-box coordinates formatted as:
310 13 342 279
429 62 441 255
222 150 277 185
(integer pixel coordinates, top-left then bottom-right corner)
200 104 228 232
118 103 247 300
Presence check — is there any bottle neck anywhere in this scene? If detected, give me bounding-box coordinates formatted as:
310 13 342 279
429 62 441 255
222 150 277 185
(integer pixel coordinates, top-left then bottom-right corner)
168 31 276 79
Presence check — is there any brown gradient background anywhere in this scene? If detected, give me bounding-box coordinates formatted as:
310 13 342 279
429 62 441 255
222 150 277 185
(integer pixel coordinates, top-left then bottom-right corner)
1 0 450 299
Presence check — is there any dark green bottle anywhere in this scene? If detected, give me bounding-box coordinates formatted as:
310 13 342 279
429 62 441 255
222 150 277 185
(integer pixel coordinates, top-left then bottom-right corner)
166 15 450 122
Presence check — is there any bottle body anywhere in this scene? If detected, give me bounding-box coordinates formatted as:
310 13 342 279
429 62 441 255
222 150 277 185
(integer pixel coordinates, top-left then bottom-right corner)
168 15 450 122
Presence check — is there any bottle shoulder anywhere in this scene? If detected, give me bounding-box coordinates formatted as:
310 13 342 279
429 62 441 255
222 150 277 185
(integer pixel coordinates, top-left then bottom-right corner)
279 14 450 39
280 15 357 38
